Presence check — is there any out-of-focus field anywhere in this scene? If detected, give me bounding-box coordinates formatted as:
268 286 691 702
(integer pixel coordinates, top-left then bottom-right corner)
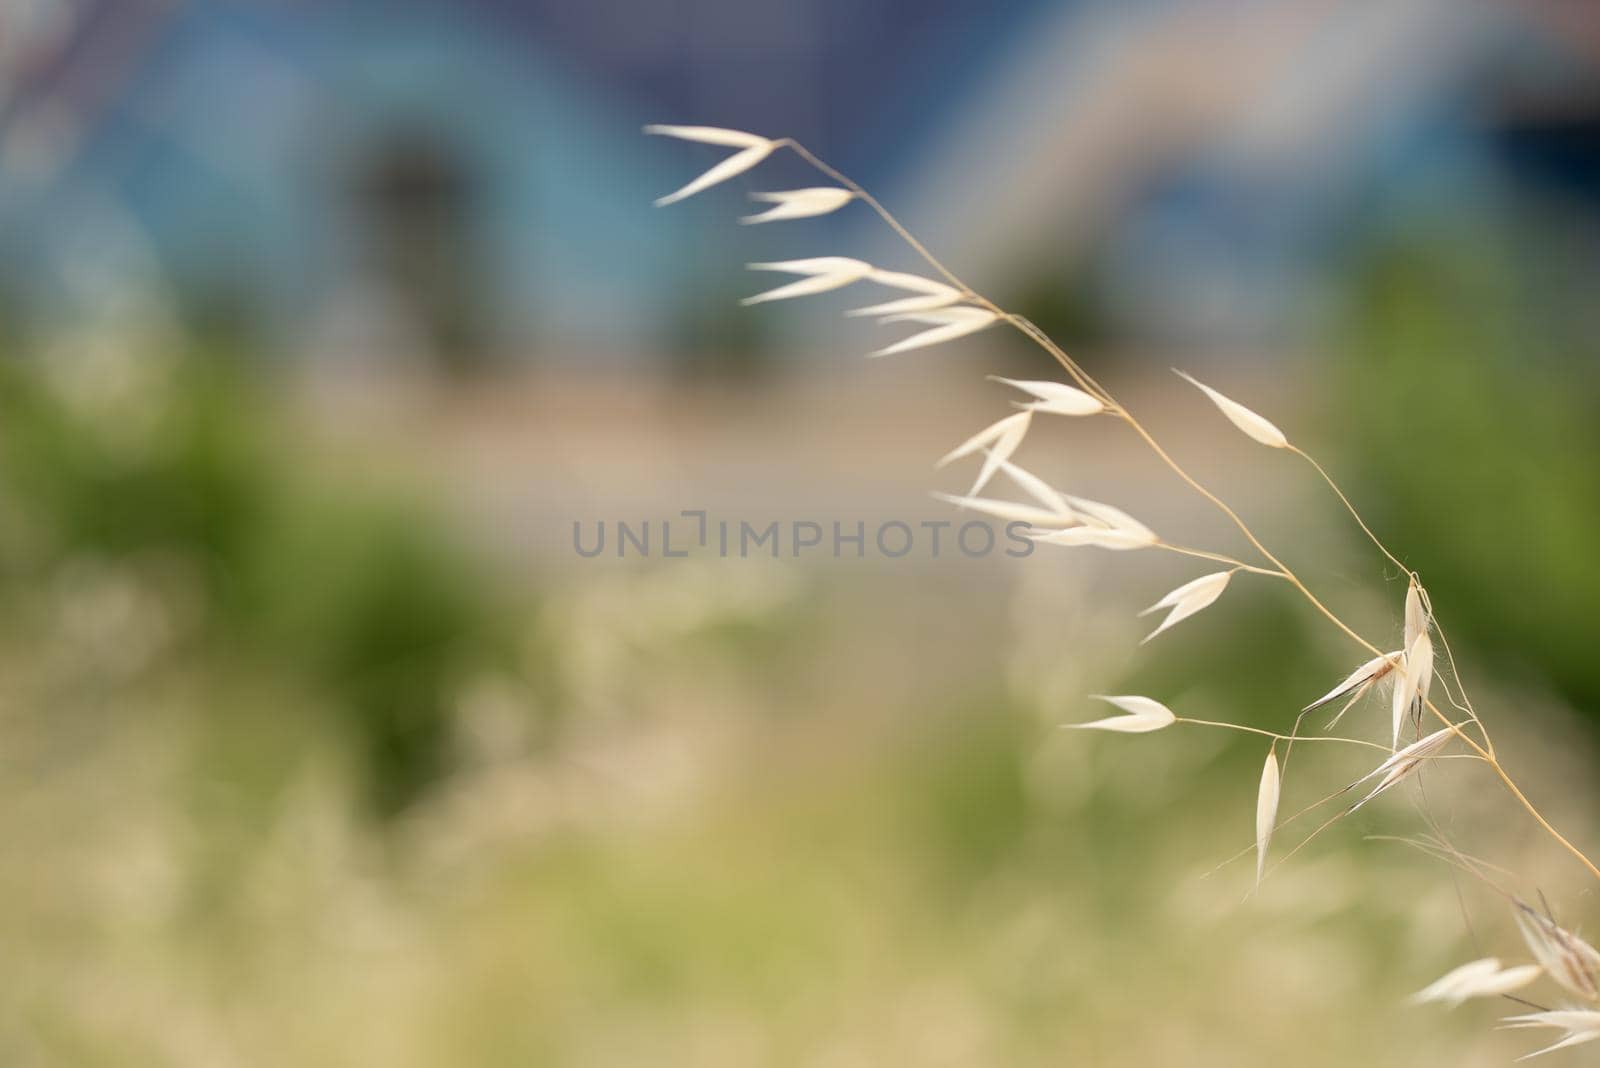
1 351 1595 1067
4 2 1600 1063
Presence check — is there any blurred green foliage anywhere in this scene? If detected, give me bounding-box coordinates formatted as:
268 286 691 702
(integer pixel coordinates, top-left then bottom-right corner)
1337 215 1600 721
0 344 524 815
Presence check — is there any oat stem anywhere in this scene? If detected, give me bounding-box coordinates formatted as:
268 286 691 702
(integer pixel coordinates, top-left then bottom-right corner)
1291 445 1410 578
1175 717 1395 752
1155 542 1280 577
776 139 1600 885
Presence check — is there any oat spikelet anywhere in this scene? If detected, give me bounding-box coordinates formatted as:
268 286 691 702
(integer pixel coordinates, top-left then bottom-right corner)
1392 631 1435 749
743 257 873 304
1175 370 1289 449
988 376 1105 416
931 492 1074 528
1501 1010 1600 1060
968 417 1031 497
1029 526 1155 551
1068 695 1176 733
740 187 855 224
934 411 1032 496
1255 746 1280 887
1140 571 1232 644
1411 958 1542 1007
1302 651 1402 715
936 411 1030 469
870 306 998 357
846 270 963 317
645 125 776 206
991 458 1072 516
1063 495 1157 544
1514 900 1600 1002
1349 727 1454 811
1405 574 1429 650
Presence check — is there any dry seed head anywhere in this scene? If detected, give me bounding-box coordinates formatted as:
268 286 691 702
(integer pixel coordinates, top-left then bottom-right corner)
988 376 1105 416
1175 370 1289 449
645 125 776 206
1303 651 1402 714
937 411 1032 469
1255 747 1280 887
1514 901 1600 1002
1391 631 1434 749
1068 695 1176 733
847 293 962 317
1323 685 1373 731
991 457 1072 516
1405 574 1429 650
1500 1010 1600 1060
1350 726 1455 811
968 414 1032 496
740 187 855 224
931 493 1075 528
644 124 770 149
1030 526 1155 551
935 410 1032 493
870 306 998 357
1139 570 1232 644
1504 1010 1600 1032
1411 958 1542 1007
742 257 874 305
1063 495 1156 544
864 269 962 295
846 270 963 317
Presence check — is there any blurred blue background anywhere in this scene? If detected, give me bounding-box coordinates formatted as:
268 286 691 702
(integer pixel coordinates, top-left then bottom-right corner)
5 0 1598 360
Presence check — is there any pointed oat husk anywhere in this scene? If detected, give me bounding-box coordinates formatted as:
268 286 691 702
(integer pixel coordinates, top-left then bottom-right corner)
1063 495 1156 544
936 411 1031 470
742 257 873 304
988 376 1105 416
1391 631 1434 748
748 256 865 276
740 187 855 224
871 307 998 357
866 269 961 295
847 270 964 315
1405 574 1429 651
1412 958 1541 1007
1504 1011 1600 1032
646 125 777 206
968 414 1032 496
992 458 1072 516
844 268 953 314
846 293 962 317
1413 632 1434 711
1255 747 1280 887
1139 571 1232 644
1067 695 1175 733
1501 1010 1600 1060
931 493 1075 528
1175 370 1288 449
1029 526 1154 551
1323 684 1374 731
1514 900 1600 1002
1303 651 1402 714
645 124 771 149
1349 726 1454 811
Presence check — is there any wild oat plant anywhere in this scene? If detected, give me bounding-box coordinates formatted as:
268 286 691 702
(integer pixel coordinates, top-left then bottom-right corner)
648 124 1600 1058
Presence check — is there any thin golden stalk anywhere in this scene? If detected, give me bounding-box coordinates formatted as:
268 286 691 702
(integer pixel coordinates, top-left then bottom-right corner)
770 139 1600 885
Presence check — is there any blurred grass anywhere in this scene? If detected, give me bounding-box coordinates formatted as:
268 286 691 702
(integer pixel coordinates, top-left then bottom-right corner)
1337 213 1600 721
0 329 1585 1065
0 345 528 815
